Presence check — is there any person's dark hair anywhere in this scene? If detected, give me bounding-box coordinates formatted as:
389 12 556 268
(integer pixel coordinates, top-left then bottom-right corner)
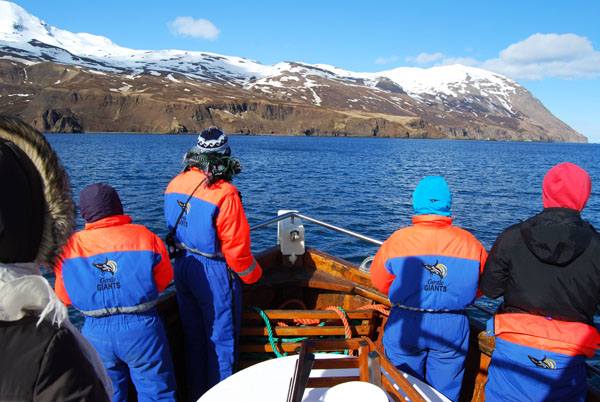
183 151 242 186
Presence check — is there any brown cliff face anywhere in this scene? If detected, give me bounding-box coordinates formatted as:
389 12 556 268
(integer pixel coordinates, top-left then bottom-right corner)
0 59 586 142
0 61 439 138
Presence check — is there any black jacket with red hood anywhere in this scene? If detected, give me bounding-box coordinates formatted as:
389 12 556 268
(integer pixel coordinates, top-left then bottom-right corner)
480 162 600 326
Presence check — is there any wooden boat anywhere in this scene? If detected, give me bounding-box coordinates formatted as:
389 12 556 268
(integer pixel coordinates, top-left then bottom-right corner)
153 211 600 402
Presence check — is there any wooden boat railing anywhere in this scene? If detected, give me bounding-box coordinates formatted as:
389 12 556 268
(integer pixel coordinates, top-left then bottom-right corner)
251 210 384 248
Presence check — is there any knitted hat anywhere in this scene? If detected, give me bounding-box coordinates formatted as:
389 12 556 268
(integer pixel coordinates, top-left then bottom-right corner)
412 176 452 217
194 126 230 155
79 183 123 223
542 162 591 211
0 116 75 266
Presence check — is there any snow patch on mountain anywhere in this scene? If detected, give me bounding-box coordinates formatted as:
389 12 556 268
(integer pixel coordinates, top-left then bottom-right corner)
0 0 520 111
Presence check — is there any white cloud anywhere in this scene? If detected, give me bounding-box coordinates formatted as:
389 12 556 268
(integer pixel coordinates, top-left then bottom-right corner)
168 16 220 40
482 33 600 80
405 33 600 81
437 56 479 67
405 52 444 65
375 55 398 64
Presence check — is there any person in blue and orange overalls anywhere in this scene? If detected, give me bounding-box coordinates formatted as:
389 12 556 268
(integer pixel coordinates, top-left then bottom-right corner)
164 126 262 401
54 183 177 402
370 176 488 402
480 162 600 402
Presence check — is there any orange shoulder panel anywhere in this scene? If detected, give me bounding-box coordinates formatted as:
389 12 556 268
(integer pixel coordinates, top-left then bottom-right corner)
165 168 238 208
495 313 600 357
370 238 396 294
60 223 160 259
374 224 483 259
369 221 487 296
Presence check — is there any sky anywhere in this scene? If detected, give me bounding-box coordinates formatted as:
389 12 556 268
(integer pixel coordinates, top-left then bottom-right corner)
10 0 600 142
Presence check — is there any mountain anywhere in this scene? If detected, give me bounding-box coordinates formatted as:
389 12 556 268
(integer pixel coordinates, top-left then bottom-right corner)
0 1 587 142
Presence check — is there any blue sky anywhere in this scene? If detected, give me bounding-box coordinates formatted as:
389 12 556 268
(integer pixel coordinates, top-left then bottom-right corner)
12 0 600 142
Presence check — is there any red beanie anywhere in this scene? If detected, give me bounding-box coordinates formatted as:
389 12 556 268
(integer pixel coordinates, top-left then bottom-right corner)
542 162 591 211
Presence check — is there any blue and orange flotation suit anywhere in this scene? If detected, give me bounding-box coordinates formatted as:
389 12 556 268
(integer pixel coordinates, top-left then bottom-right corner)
54 214 173 314
164 167 261 284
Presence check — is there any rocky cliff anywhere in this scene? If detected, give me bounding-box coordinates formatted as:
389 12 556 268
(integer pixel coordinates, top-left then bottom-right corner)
0 60 443 138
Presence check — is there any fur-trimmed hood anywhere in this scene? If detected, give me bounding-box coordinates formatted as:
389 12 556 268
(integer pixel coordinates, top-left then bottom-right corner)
0 116 75 267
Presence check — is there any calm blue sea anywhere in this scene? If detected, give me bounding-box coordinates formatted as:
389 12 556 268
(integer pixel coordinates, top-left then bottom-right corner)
46 134 600 254
44 134 600 369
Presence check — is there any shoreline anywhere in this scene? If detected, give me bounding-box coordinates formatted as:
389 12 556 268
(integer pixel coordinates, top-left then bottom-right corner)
42 132 596 144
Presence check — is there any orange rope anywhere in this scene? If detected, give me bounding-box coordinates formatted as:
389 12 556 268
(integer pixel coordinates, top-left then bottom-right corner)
274 302 389 335
276 319 322 326
294 318 322 325
358 304 390 316
326 306 353 356
277 299 320 326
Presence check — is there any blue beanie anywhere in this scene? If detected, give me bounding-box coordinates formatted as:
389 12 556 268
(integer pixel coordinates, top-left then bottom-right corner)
79 183 123 223
412 176 452 217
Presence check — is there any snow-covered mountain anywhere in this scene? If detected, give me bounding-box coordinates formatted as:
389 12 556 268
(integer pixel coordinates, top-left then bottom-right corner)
0 1 586 142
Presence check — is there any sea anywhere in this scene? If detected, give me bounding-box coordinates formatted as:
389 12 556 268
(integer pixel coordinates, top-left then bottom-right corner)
44 134 600 369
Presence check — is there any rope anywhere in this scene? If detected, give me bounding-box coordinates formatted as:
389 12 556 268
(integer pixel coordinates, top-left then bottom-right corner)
249 306 287 358
277 299 321 326
247 303 389 358
326 306 353 356
358 304 390 316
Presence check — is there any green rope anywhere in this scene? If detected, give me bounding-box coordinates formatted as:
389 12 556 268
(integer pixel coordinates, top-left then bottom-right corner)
249 306 287 358
244 335 310 343
246 306 352 358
